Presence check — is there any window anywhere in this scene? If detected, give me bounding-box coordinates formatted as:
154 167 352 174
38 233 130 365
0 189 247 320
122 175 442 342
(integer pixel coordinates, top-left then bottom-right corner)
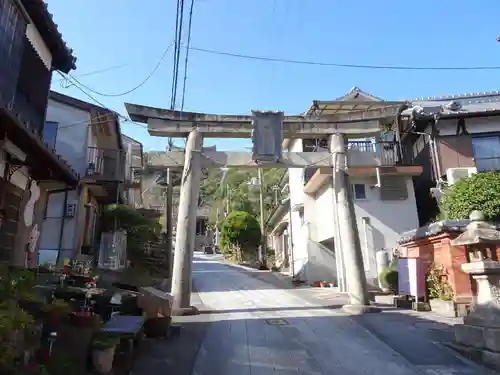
42 121 58 150
472 136 500 171
352 184 367 200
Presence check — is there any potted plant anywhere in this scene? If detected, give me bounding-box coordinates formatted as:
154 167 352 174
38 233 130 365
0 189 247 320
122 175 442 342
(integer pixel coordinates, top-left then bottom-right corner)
427 263 456 317
69 310 101 328
42 299 71 326
379 266 399 293
91 336 119 374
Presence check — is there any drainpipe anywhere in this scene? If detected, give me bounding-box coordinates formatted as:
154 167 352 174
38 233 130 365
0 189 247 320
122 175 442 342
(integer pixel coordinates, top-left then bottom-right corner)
431 114 443 180
408 128 441 182
56 191 69 264
394 103 409 162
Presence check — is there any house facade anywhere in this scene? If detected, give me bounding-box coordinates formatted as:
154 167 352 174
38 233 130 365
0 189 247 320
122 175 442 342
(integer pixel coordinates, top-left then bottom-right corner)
399 92 500 225
271 88 422 289
122 134 144 209
0 0 78 267
38 92 128 266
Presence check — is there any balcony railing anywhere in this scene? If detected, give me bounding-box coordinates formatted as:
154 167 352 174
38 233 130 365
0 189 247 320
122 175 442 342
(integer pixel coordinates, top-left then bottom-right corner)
85 147 126 181
346 141 414 165
303 140 415 185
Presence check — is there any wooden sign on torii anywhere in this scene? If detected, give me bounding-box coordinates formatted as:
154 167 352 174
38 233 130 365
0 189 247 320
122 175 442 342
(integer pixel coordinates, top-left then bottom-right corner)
125 102 405 314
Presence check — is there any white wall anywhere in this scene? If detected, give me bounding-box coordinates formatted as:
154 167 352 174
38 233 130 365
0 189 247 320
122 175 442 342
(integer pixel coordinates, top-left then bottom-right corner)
45 99 91 177
40 100 92 264
288 139 304 207
296 175 419 284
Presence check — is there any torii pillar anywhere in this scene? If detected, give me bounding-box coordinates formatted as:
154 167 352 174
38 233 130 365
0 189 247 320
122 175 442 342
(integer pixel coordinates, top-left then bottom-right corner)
170 130 203 314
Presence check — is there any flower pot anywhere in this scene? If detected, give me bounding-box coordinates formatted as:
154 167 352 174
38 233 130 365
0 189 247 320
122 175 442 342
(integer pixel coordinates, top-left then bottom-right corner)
92 346 116 374
429 299 458 318
69 313 101 328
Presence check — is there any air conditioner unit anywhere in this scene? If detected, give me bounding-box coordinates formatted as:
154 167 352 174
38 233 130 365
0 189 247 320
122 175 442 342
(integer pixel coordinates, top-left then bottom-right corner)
446 167 477 185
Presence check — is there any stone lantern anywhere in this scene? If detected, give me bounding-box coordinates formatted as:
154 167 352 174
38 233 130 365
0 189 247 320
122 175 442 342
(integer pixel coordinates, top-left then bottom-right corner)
451 210 500 369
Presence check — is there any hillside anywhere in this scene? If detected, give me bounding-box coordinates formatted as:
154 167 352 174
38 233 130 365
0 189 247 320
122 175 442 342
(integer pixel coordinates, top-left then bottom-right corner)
142 151 287 226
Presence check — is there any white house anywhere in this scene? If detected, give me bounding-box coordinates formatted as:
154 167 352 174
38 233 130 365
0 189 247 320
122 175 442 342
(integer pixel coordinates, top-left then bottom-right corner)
38 91 136 266
269 87 422 289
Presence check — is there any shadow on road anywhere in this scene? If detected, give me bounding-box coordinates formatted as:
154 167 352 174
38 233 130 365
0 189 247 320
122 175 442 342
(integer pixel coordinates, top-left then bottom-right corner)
197 304 344 315
132 253 493 375
132 310 492 375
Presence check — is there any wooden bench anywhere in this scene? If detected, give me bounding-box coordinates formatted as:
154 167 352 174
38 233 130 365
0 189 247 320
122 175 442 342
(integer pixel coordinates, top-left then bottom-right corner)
100 315 146 372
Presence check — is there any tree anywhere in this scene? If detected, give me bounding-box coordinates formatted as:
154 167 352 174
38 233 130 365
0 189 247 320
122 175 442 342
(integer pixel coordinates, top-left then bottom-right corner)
440 171 500 221
102 204 161 265
220 211 261 253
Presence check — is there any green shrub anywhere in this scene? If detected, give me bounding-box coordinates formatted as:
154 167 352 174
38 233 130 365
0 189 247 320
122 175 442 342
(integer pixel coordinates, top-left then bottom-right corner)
220 211 261 253
379 267 398 293
440 171 500 221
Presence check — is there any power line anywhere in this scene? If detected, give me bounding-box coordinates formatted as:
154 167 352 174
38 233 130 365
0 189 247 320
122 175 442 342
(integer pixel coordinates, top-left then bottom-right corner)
185 46 500 71
57 72 148 129
180 0 195 111
64 42 174 97
171 0 186 110
52 65 127 83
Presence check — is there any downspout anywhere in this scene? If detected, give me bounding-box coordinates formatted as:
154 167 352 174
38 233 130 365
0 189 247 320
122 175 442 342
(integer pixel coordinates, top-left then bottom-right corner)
394 102 408 163
57 191 69 263
430 114 443 180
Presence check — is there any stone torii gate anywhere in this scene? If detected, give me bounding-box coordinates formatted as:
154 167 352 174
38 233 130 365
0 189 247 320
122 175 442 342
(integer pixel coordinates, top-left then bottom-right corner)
125 102 405 314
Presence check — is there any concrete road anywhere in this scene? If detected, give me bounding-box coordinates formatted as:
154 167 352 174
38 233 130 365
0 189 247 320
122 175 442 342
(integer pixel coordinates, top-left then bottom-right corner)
188 253 492 375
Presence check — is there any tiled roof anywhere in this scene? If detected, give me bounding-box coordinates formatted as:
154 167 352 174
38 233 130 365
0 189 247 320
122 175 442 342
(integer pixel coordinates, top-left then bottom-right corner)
404 91 500 117
331 87 500 118
335 86 383 101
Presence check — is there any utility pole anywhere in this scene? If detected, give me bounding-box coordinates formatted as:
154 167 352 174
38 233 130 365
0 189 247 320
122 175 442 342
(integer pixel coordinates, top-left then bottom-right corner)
271 185 280 205
258 168 266 266
165 167 174 277
226 187 231 215
165 139 174 260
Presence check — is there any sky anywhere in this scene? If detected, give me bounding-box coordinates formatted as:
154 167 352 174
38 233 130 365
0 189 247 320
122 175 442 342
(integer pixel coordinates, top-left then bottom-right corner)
47 0 500 151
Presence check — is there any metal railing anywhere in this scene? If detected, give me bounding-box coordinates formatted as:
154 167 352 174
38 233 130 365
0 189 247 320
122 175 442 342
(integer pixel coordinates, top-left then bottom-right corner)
85 147 125 181
347 140 414 165
303 140 415 185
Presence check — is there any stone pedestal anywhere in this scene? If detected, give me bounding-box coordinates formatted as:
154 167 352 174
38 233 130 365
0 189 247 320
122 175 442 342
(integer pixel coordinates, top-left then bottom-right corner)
453 261 500 370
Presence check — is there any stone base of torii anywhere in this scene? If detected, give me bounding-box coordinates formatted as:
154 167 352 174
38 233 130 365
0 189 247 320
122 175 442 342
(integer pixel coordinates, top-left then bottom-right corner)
125 103 405 314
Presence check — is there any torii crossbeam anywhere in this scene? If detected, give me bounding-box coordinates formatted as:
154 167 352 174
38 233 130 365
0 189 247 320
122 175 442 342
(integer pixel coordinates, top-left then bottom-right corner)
125 102 403 138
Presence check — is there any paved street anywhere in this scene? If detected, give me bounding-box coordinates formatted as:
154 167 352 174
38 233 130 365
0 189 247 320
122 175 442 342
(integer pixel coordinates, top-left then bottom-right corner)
134 252 495 375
